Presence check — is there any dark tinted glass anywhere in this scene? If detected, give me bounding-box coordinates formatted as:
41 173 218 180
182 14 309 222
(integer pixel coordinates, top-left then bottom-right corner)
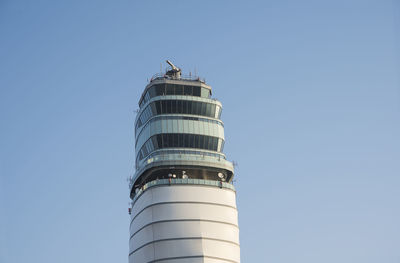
175 85 183 95
155 101 161 114
184 86 192 95
149 87 156 98
188 134 194 148
138 134 223 161
178 134 183 146
193 86 201 96
171 100 177 113
166 100 171 113
166 84 174 95
183 134 188 147
157 134 163 148
211 137 218 151
177 100 182 113
155 84 165 96
182 100 188 114
187 101 193 115
140 84 207 106
173 134 179 147
204 136 210 150
199 135 204 149
193 101 200 115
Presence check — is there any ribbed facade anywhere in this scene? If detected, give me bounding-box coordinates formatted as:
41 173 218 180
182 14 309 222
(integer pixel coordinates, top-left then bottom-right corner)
129 62 239 263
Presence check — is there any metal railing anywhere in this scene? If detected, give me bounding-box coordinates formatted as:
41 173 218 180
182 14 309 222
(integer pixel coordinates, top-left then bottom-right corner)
150 73 206 83
131 178 235 205
136 151 229 171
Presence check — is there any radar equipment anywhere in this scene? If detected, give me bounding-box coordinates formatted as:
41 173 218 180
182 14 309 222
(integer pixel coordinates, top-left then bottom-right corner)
165 60 181 79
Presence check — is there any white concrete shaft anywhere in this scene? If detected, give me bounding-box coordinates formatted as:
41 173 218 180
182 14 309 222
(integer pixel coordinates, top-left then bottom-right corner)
129 185 240 263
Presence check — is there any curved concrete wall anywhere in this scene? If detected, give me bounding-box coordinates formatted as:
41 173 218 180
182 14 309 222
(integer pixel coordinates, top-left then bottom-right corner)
129 185 240 263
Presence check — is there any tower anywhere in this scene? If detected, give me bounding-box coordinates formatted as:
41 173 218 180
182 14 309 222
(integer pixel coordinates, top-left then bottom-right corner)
129 61 240 263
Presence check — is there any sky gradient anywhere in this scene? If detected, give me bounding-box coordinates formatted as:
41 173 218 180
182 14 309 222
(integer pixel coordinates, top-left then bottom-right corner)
1 1 400 262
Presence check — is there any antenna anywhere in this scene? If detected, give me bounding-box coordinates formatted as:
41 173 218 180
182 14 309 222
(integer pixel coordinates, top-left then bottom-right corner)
232 161 238 168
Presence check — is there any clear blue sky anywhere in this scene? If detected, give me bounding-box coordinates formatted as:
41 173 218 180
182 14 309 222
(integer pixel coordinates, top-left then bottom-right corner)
1 1 399 262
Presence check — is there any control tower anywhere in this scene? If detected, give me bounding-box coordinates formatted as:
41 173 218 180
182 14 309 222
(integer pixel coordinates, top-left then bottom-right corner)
129 61 240 263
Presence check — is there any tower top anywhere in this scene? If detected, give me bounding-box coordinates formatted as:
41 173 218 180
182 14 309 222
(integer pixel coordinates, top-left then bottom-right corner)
165 60 181 79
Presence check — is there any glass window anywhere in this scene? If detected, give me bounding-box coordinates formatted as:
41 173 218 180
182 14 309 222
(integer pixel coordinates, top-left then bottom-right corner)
138 134 224 161
151 136 158 149
136 100 220 130
166 100 171 113
210 104 216 118
183 134 189 147
150 102 157 115
177 100 182 113
187 101 193 115
155 84 165 96
173 134 179 147
166 84 174 95
162 134 168 147
201 102 207 115
199 135 204 149
149 86 156 98
184 86 192 95
193 102 200 115
178 134 183 147
171 100 176 113
211 137 218 151
201 88 210 98
193 86 201 96
188 134 195 148
182 100 188 114
157 134 163 148
155 101 161 114
206 103 212 117
175 85 183 95
204 136 210 150
193 135 199 148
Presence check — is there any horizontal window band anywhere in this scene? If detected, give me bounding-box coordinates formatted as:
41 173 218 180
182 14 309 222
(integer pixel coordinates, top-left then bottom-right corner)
136 114 223 141
129 236 240 256
136 133 224 165
130 201 238 234
138 84 213 110
136 99 222 130
138 149 226 163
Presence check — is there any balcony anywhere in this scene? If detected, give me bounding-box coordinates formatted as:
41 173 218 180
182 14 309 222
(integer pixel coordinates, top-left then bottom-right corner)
131 178 235 204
